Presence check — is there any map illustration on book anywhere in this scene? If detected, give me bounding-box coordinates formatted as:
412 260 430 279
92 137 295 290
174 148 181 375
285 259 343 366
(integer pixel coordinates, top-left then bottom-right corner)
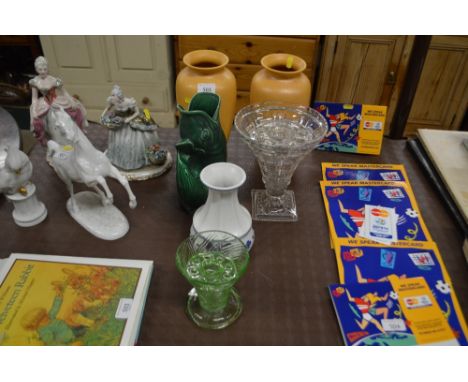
0 253 153 346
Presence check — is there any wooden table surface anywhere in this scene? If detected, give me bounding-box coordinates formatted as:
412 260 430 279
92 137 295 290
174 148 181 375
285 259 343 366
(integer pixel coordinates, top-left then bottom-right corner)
1 124 467 345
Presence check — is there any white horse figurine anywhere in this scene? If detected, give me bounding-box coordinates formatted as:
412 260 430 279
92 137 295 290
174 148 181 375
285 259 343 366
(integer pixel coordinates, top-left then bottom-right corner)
44 104 89 146
46 107 137 212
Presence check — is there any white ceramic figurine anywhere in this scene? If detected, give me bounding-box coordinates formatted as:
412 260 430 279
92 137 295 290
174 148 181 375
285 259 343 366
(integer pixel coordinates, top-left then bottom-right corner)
30 56 88 146
0 146 47 227
46 106 137 240
101 84 172 181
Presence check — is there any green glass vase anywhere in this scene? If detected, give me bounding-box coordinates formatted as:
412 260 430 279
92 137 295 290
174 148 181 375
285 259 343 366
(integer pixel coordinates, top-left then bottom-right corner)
176 93 227 213
176 231 249 330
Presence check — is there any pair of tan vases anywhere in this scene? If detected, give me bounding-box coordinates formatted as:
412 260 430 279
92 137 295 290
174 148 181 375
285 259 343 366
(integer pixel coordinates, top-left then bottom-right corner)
176 50 311 138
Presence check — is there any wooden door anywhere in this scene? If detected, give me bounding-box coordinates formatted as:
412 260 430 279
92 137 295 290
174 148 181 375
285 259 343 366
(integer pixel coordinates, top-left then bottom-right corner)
405 36 468 135
102 36 174 114
40 36 108 85
316 35 414 133
103 36 173 84
39 36 176 126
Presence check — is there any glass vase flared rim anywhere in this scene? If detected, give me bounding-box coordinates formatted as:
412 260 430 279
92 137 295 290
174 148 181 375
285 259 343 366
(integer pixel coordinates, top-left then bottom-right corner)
175 230 250 285
234 102 328 153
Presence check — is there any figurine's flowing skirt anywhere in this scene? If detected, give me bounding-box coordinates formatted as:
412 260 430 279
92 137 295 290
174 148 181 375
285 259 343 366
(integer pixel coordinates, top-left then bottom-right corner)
107 126 159 170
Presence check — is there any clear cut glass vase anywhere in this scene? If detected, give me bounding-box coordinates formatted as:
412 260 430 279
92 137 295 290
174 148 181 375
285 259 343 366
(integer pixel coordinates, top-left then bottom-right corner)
176 230 249 330
234 103 327 221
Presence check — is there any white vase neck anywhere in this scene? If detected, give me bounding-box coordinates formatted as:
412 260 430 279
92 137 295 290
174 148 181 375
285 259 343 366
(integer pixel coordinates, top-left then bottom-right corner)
193 163 251 238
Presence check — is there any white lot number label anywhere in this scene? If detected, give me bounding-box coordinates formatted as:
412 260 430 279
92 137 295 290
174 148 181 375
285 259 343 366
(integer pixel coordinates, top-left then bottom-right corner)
197 83 216 93
115 298 133 319
381 318 406 332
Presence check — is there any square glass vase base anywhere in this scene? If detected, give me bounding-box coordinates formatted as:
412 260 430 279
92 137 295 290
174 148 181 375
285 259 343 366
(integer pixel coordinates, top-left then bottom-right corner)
251 189 298 222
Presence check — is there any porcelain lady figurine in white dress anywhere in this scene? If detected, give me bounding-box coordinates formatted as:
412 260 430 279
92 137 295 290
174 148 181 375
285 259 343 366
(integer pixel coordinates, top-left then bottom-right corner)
30 56 88 145
101 85 161 171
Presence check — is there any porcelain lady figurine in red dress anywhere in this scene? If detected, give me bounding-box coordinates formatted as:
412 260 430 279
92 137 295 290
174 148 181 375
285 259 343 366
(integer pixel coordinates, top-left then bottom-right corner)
29 56 89 145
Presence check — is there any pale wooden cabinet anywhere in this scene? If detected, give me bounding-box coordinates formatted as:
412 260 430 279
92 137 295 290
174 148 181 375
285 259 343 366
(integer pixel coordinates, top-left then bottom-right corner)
405 36 468 135
316 35 414 134
39 36 176 127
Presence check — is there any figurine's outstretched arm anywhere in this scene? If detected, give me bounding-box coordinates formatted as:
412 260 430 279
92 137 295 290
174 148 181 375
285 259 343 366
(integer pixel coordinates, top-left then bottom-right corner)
31 87 38 116
125 105 140 123
101 105 110 120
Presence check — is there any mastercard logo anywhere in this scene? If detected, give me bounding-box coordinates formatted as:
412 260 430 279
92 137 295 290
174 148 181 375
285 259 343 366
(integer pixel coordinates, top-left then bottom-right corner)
406 298 418 306
371 208 389 217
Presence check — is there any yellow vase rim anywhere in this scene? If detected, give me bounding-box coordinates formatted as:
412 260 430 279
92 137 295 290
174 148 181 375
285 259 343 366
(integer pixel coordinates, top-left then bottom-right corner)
183 49 230 72
261 53 307 76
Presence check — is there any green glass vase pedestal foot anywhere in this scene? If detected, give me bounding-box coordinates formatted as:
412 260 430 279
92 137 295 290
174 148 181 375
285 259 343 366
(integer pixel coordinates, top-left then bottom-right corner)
176 231 249 330
186 287 242 330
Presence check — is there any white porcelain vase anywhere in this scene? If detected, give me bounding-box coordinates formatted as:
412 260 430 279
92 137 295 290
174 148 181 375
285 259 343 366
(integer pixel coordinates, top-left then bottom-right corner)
191 162 254 250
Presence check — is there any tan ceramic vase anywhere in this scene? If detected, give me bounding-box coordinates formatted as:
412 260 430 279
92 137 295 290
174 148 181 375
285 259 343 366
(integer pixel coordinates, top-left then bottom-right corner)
176 50 237 139
250 53 311 106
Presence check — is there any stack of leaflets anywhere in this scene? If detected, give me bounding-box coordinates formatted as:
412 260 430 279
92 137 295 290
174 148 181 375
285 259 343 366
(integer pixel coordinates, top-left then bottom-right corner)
0 253 153 346
320 162 468 346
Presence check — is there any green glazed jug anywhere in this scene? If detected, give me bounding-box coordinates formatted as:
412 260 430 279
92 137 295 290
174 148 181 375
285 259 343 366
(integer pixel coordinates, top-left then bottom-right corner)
176 92 227 213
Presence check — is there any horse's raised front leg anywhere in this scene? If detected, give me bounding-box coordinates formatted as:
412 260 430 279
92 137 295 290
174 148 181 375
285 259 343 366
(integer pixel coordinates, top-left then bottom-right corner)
95 176 114 206
109 166 137 209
